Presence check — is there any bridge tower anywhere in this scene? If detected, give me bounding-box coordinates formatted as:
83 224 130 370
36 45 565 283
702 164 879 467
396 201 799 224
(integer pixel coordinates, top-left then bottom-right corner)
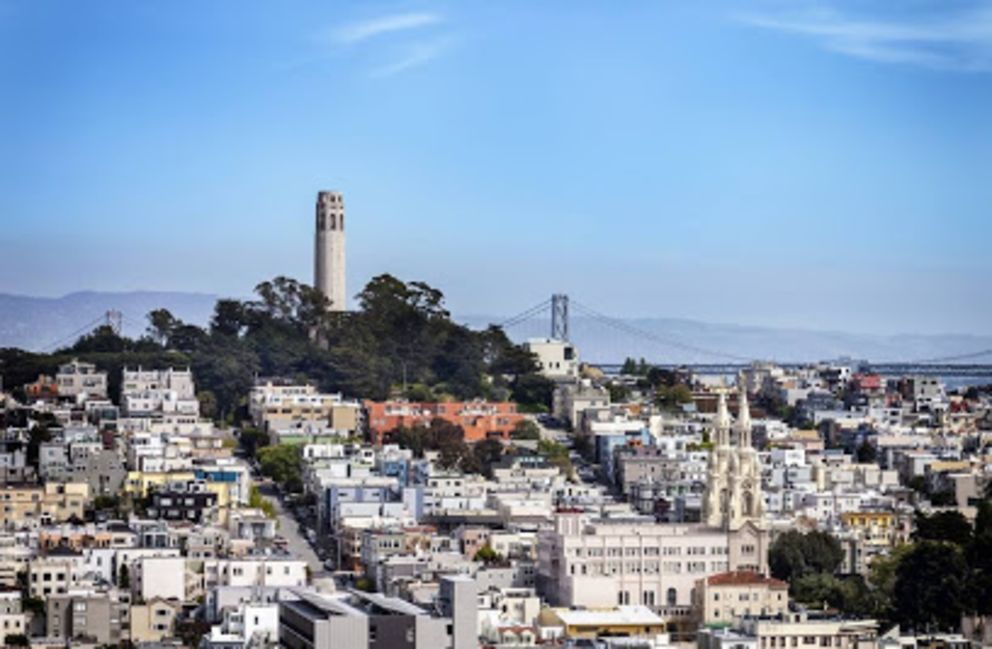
551 294 569 341
105 310 122 335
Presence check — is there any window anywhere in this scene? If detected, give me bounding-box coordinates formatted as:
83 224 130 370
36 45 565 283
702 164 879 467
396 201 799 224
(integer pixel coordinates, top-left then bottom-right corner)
667 588 677 606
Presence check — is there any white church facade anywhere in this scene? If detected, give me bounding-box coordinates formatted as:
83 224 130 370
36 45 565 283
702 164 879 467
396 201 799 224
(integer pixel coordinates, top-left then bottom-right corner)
537 384 769 615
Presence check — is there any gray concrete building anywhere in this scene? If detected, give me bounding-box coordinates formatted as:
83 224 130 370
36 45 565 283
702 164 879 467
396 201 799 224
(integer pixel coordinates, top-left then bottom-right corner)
279 587 458 649
46 590 125 644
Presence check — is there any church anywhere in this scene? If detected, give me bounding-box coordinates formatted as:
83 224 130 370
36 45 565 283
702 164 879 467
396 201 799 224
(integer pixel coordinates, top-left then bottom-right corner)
538 380 770 613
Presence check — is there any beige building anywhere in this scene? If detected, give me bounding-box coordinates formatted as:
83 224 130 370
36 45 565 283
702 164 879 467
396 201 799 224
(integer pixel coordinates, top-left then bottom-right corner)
524 338 579 379
741 614 878 649
0 591 28 645
1 482 90 530
130 598 181 643
28 553 82 598
537 512 768 616
694 571 788 626
56 359 108 400
248 382 360 434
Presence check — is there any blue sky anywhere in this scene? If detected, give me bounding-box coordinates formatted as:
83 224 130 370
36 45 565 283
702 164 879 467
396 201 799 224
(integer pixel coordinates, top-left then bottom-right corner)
0 0 990 335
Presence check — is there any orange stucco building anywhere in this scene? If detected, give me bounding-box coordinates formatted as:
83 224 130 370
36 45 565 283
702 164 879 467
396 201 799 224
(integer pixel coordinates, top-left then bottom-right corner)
364 400 524 444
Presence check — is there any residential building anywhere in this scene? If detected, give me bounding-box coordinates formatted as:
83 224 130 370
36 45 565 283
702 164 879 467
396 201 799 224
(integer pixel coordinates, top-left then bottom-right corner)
693 571 789 626
55 359 108 400
365 400 524 444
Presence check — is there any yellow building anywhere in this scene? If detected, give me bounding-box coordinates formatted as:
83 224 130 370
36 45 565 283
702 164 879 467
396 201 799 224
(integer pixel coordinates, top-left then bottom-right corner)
694 571 789 626
0 482 89 530
130 598 181 643
125 471 196 498
540 606 667 639
840 511 900 547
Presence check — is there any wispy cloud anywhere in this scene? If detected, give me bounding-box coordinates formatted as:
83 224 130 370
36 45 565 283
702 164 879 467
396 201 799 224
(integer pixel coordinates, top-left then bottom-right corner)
334 12 442 45
315 11 452 78
370 37 452 78
737 2 992 71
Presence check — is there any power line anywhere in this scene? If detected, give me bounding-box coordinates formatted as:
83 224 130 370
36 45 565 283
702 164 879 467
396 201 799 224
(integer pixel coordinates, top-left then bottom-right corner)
570 300 754 362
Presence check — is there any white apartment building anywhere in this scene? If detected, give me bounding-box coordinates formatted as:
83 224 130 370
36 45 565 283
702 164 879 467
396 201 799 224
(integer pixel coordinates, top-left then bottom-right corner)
123 367 195 398
134 556 187 601
524 338 580 379
56 359 108 400
202 558 308 590
121 368 199 417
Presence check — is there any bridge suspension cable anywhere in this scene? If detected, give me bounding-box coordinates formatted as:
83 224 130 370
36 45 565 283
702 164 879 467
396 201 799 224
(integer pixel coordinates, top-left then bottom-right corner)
497 299 552 330
39 315 108 353
570 299 755 363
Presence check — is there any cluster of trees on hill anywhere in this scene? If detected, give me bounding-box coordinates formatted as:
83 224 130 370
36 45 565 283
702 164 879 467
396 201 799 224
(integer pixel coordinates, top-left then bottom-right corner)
0 274 555 421
770 502 992 632
611 358 693 410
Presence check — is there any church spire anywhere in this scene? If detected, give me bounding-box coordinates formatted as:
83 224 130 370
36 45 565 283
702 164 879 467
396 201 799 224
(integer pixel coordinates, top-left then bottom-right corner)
736 375 752 449
714 390 731 447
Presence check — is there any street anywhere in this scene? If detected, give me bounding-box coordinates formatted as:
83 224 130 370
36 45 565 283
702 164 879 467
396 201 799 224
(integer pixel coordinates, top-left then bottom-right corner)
257 483 327 579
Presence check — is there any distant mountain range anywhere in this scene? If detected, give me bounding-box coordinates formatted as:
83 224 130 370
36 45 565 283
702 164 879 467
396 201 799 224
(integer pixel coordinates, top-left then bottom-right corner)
1 291 989 363
0 291 219 352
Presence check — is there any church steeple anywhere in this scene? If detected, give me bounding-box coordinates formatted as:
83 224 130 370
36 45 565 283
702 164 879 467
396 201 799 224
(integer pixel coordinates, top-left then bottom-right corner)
714 390 731 447
736 376 752 449
703 381 764 531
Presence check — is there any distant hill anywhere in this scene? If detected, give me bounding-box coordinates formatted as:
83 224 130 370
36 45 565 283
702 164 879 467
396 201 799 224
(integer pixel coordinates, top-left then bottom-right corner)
0 291 218 352
1 291 989 363
457 315 992 365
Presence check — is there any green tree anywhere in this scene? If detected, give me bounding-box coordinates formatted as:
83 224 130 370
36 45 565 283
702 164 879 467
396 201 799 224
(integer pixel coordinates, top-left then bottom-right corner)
147 308 179 345
769 530 843 583
473 544 503 565
791 573 872 616
655 384 693 410
249 486 276 518
511 420 541 440
893 541 969 632
913 510 972 546
511 374 554 413
258 444 304 493
536 439 573 477
238 427 270 457
471 438 505 476
608 383 630 403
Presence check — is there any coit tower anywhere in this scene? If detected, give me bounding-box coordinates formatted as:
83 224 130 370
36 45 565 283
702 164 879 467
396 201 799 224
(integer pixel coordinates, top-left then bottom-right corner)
314 190 346 311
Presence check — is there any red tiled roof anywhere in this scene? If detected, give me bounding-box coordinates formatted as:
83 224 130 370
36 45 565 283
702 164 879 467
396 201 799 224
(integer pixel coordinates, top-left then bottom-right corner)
706 571 787 588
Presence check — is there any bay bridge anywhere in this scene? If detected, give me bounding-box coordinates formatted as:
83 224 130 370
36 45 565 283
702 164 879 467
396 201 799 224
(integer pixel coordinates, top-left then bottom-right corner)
498 294 992 379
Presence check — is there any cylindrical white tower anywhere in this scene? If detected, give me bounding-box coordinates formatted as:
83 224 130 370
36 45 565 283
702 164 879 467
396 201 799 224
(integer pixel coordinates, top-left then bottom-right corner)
314 190 346 311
